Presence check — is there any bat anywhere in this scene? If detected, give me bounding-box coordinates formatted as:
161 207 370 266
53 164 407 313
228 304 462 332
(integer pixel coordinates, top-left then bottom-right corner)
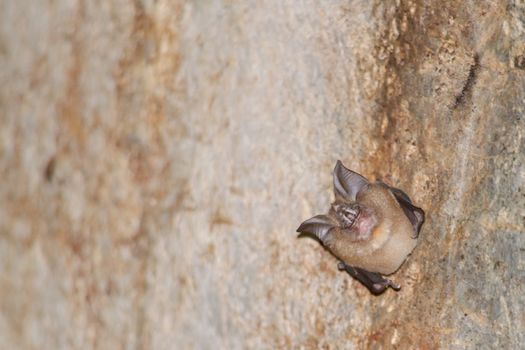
297 160 425 294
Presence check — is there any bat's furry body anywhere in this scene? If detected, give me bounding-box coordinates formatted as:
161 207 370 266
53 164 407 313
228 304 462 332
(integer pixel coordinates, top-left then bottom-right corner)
297 161 425 294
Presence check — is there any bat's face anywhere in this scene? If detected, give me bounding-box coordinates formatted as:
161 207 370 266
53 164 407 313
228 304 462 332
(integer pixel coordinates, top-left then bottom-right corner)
330 200 377 242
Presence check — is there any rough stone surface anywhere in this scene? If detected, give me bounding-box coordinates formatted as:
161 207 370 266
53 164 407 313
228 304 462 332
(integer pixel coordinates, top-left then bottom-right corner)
0 0 524 349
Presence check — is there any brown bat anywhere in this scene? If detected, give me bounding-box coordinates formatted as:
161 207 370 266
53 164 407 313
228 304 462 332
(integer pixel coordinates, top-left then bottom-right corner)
297 160 425 294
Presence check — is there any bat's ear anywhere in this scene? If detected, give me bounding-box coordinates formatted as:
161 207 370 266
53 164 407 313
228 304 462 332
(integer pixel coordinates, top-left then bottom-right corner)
389 187 425 238
296 215 336 243
333 160 368 200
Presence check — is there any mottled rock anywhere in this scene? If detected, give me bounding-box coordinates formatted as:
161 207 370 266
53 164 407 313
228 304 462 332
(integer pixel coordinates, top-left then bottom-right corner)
0 0 523 349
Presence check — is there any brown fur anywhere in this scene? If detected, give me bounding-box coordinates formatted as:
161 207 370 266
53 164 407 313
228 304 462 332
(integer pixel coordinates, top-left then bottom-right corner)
325 184 417 275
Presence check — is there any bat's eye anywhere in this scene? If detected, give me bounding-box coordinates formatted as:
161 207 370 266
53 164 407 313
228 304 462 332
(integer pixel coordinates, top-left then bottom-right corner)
334 204 360 229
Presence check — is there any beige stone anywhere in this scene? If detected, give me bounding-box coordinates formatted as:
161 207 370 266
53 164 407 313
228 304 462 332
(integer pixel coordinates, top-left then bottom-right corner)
1 1 524 349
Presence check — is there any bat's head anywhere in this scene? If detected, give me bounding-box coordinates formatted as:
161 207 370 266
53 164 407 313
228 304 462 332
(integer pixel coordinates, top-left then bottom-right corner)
329 200 377 242
297 161 377 243
296 160 425 244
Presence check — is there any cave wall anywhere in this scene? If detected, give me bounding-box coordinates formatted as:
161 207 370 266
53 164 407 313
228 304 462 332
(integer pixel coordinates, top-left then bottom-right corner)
0 0 524 349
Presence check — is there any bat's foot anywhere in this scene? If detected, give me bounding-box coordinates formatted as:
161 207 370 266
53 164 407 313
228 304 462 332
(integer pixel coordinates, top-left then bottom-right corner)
337 262 400 295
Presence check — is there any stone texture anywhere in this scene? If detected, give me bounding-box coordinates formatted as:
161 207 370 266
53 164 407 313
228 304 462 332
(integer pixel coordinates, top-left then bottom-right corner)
0 0 524 349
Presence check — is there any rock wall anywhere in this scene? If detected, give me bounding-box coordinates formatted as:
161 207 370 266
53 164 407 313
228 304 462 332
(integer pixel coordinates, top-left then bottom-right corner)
1 0 524 349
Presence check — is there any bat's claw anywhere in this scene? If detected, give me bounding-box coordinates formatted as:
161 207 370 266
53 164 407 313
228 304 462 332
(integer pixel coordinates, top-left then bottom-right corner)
384 279 401 291
371 279 400 293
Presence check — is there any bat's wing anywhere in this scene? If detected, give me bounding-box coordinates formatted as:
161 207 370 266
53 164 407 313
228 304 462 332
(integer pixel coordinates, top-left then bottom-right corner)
337 262 400 295
388 186 425 238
